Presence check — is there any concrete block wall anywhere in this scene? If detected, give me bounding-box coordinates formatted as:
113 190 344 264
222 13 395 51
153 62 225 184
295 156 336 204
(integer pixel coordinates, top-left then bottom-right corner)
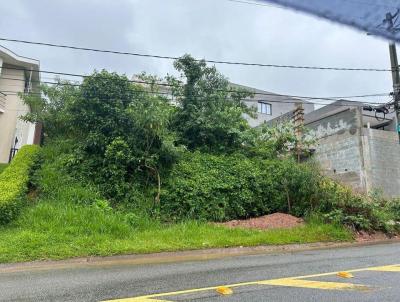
362 128 400 198
306 107 367 192
313 132 365 191
304 105 400 197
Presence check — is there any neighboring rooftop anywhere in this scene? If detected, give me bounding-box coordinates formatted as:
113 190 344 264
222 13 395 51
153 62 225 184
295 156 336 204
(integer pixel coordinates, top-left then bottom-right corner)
0 45 40 84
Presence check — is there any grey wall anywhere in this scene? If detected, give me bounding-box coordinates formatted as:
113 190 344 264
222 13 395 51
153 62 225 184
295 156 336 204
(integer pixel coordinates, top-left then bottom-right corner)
304 105 400 198
362 128 400 198
305 107 367 192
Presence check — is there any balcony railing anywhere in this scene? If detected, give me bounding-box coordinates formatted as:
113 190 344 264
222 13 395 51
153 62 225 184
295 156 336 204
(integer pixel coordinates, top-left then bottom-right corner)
0 91 6 112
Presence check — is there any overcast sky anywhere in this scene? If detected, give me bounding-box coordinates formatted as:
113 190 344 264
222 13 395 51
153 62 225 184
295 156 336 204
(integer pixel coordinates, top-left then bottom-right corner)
1 0 395 104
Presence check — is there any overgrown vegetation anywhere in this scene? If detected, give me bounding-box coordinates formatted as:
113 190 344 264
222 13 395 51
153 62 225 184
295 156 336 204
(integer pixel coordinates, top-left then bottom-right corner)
0 145 40 225
315 180 400 233
0 144 351 263
13 52 399 253
162 152 317 221
167 54 254 152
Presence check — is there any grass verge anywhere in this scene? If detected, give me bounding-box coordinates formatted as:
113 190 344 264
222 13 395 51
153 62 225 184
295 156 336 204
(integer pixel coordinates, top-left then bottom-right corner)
0 204 351 263
0 143 352 264
0 200 351 263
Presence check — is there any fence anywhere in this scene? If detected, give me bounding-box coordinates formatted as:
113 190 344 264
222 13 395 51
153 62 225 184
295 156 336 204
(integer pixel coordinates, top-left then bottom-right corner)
8 148 19 163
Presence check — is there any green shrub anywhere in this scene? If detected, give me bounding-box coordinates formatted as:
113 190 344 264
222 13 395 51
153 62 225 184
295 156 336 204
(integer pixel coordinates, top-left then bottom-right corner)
315 179 400 233
387 198 400 222
32 141 105 207
161 151 400 233
161 152 318 221
0 145 41 224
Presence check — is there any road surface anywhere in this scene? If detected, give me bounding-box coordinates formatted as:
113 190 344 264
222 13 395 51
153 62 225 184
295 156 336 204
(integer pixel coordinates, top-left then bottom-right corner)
0 242 400 301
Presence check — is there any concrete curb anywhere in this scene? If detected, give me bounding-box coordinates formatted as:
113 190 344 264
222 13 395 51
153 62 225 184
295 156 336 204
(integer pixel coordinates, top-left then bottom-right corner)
1 239 399 273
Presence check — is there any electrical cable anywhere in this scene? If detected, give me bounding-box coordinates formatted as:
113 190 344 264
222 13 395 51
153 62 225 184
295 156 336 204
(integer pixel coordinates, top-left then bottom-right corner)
0 67 391 105
0 37 392 72
0 89 389 108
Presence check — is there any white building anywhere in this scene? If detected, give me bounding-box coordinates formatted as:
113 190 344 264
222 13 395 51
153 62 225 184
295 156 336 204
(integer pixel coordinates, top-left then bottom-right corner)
0 46 41 163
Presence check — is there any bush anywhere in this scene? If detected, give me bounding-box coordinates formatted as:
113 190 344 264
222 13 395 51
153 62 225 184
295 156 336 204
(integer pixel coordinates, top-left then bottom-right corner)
387 198 400 223
161 152 400 233
0 145 41 224
33 140 106 207
315 180 400 233
161 152 318 221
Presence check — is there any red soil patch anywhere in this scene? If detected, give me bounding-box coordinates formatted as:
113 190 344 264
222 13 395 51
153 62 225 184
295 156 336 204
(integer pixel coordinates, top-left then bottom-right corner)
218 213 304 230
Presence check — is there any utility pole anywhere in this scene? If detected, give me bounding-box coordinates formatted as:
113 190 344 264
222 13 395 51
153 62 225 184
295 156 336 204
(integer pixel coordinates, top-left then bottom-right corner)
389 43 400 142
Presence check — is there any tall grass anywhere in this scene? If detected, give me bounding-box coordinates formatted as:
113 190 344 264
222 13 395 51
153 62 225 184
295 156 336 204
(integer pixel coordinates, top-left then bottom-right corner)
0 202 351 263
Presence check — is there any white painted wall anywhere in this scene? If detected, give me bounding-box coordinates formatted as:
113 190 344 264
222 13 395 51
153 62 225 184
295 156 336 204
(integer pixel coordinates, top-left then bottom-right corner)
26 122 36 145
0 65 31 163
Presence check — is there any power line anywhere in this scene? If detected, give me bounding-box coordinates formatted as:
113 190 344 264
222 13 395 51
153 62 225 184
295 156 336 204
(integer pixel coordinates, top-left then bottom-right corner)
0 68 391 104
0 37 391 72
0 90 358 106
1 89 389 108
1 74 387 99
1 66 175 87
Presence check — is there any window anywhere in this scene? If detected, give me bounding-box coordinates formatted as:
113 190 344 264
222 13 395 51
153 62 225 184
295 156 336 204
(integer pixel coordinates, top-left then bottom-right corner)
258 101 272 115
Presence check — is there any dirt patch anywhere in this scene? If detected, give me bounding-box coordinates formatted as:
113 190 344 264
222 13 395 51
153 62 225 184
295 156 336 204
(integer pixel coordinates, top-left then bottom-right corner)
355 231 399 243
217 213 304 230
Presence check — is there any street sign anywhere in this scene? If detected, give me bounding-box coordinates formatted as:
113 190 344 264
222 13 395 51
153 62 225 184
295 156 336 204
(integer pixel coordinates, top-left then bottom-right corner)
260 0 400 42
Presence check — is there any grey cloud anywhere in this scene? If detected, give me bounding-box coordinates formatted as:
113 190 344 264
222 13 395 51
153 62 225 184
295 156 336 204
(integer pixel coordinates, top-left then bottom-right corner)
1 0 394 103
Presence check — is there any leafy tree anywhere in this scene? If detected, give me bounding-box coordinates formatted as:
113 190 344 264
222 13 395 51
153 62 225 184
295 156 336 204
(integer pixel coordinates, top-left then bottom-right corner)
69 71 180 203
168 54 254 152
21 60 317 214
24 71 179 204
21 80 79 140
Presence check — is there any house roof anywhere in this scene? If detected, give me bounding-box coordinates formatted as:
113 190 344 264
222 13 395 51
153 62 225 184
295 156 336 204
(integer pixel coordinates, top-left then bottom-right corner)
0 45 40 86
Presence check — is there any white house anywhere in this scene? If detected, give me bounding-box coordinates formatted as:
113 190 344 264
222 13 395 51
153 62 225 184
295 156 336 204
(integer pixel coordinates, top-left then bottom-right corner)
0 45 41 163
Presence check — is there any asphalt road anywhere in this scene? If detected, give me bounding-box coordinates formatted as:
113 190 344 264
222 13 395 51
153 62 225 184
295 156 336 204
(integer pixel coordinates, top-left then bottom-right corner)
1 243 400 302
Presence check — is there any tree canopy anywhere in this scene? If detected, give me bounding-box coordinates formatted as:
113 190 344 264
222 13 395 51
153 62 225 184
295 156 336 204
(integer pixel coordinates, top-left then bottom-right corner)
21 55 309 205
168 54 254 152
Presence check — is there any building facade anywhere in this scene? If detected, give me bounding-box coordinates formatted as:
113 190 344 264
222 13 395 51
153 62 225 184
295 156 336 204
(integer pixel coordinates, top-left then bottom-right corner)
0 46 41 163
232 84 314 127
136 77 315 128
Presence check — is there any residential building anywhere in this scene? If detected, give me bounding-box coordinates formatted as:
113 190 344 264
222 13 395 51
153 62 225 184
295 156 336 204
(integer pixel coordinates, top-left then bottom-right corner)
0 46 41 163
230 83 314 127
140 77 315 128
